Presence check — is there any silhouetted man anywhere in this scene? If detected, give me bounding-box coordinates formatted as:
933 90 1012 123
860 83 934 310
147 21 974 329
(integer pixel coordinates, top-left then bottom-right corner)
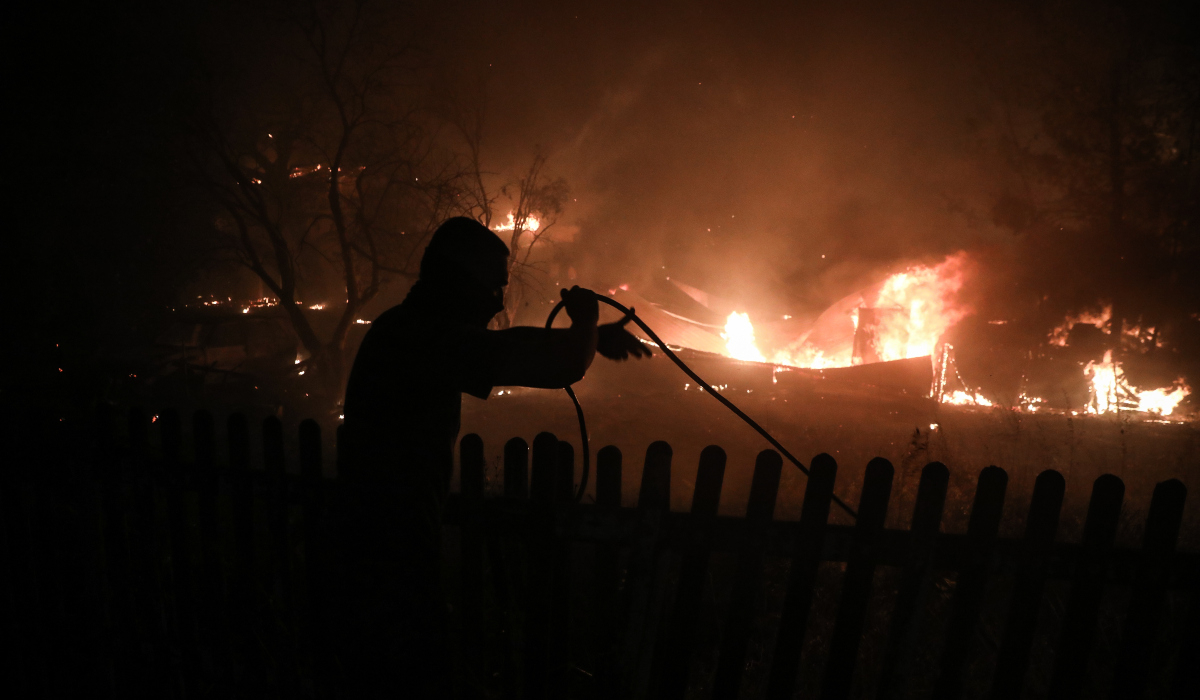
332 217 649 697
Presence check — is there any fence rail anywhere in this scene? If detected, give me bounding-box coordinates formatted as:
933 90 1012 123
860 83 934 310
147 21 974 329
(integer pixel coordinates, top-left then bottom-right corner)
2 406 1197 698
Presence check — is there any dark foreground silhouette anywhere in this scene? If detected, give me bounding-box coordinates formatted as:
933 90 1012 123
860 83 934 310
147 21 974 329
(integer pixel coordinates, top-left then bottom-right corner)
8 408 1196 698
334 217 648 697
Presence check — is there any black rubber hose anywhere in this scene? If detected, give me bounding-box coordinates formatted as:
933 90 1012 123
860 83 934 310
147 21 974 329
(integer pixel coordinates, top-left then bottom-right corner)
547 295 858 519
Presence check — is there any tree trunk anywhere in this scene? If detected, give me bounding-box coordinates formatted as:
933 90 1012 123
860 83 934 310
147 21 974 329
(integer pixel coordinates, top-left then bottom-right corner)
1108 63 1125 249
317 347 346 410
502 280 522 329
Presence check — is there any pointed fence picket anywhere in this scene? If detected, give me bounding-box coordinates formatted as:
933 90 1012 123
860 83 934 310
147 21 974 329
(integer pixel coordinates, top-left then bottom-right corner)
2 406 1197 699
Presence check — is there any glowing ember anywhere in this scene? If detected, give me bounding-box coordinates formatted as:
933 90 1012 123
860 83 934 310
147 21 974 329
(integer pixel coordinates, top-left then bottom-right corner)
492 211 541 233
942 390 994 407
722 311 767 362
1019 393 1046 412
290 164 323 178
1049 304 1111 346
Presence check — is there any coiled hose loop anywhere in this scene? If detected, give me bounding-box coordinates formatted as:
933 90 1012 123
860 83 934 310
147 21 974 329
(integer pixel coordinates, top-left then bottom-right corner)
546 295 857 519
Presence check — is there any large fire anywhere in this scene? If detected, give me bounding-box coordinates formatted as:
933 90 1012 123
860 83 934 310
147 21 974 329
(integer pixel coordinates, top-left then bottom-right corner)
721 253 969 369
715 256 1191 418
722 312 767 362
1085 350 1190 416
870 255 969 361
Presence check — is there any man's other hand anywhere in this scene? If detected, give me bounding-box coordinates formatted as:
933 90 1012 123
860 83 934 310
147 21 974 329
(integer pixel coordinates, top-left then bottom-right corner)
561 286 599 325
598 310 653 361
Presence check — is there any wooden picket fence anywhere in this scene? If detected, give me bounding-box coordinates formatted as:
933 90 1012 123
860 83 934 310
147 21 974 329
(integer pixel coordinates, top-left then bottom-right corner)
3 406 1197 698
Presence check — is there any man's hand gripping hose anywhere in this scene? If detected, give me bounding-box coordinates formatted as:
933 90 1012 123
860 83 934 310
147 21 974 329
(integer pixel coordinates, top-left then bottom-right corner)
546 294 858 519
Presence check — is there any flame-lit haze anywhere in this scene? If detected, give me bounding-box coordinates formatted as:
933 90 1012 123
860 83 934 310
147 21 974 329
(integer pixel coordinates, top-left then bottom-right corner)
28 1 1195 425
165 3 1195 393
427 1 1023 333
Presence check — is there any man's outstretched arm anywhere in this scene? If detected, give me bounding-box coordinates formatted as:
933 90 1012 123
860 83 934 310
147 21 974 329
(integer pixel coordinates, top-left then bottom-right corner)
492 286 599 389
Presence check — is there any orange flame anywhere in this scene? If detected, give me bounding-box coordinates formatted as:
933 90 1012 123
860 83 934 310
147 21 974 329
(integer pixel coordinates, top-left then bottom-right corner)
1085 350 1190 416
768 252 970 368
1049 304 1111 346
492 211 541 233
871 253 970 361
722 311 767 362
942 390 994 407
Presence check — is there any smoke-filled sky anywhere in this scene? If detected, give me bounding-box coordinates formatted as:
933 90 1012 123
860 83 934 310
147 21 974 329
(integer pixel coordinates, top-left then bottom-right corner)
431 0 1014 319
18 0 1197 377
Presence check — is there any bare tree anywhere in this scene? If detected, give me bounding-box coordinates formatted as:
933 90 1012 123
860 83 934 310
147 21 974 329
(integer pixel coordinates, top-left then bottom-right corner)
452 109 570 328
491 154 570 328
975 0 1200 340
193 0 460 404
447 96 499 229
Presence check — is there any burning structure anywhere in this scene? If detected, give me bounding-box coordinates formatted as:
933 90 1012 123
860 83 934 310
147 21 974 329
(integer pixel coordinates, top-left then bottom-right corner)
603 252 1192 420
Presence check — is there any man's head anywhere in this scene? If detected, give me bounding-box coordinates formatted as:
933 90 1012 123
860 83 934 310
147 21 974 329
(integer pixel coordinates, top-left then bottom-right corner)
418 217 510 324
